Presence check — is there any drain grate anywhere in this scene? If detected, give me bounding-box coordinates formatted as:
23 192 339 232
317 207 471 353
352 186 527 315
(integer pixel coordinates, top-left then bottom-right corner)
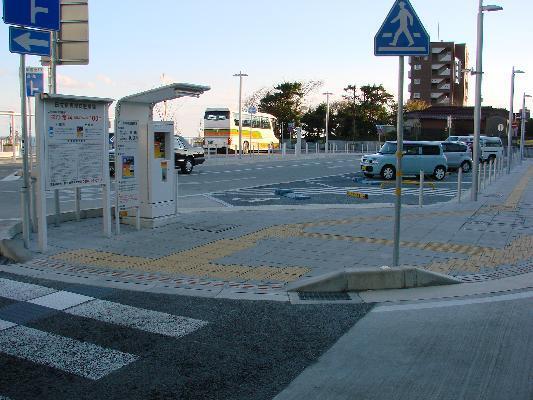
182 224 239 234
298 292 351 301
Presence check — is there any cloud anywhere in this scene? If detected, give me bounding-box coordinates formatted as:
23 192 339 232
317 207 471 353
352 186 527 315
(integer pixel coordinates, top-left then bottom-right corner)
57 74 95 90
96 74 115 86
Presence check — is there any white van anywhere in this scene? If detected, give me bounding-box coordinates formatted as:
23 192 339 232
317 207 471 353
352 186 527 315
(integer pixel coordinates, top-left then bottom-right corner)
446 135 503 161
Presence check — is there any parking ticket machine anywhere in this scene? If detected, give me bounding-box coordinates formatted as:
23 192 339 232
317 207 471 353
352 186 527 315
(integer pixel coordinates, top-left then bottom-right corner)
139 121 176 218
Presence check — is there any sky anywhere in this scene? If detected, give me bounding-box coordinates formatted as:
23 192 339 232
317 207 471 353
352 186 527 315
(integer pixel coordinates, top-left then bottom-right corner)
1 0 532 138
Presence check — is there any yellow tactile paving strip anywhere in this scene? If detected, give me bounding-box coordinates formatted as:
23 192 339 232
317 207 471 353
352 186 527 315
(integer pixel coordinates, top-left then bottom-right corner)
51 167 533 282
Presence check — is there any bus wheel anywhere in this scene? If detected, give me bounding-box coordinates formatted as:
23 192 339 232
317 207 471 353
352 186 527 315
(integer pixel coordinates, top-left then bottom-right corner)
243 141 250 153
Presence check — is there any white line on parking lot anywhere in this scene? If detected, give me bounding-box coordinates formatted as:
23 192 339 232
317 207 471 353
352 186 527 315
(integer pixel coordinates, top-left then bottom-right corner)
180 176 258 185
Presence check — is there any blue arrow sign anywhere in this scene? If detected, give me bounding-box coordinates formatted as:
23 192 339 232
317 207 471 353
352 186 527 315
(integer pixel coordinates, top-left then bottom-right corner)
375 0 429 56
9 26 51 56
26 69 44 97
3 0 60 31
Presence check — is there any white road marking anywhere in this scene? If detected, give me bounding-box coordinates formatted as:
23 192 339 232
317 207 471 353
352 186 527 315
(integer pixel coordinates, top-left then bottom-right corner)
0 319 17 331
66 299 208 338
0 325 138 380
0 278 56 301
373 291 533 313
28 291 94 311
0 172 20 182
181 176 258 185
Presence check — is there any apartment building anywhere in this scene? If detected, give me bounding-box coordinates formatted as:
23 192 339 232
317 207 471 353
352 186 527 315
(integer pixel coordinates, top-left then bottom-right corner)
409 42 469 106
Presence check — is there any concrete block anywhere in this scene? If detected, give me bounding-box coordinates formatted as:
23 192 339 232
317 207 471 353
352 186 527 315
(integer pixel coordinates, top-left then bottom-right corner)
0 239 33 263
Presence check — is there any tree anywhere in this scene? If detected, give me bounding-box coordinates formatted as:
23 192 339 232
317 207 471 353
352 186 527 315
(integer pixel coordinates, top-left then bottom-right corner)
258 80 323 138
343 85 358 140
405 99 430 112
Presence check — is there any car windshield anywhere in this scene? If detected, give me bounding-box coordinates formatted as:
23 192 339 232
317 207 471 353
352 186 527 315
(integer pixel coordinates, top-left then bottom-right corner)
175 136 191 149
379 142 397 154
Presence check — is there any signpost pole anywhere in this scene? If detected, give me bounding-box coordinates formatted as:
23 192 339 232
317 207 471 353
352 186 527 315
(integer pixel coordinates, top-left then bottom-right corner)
49 30 61 226
10 112 16 162
19 54 31 248
393 56 404 267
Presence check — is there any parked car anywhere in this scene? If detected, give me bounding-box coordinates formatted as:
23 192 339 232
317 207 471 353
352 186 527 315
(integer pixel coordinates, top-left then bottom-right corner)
174 135 205 174
441 141 472 172
109 135 206 177
360 141 448 181
446 135 503 162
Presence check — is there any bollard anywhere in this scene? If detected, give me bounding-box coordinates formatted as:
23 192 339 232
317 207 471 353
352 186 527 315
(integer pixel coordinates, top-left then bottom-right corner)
316 142 319 153
282 143 286 157
306 143 309 154
419 170 424 207
345 143 348 153
482 161 486 189
226 145 229 158
478 163 482 193
457 167 462 203
488 158 493 184
494 157 497 179
234 145 238 157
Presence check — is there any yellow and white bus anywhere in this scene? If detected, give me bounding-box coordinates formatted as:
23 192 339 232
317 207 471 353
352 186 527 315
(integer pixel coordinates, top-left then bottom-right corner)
203 107 279 152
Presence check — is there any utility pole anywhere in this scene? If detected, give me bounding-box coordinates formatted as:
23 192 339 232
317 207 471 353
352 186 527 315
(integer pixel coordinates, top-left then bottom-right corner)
233 71 248 158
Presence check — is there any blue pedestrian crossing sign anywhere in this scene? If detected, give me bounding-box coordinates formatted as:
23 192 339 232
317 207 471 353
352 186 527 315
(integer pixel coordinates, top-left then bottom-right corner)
375 0 429 56
26 67 44 97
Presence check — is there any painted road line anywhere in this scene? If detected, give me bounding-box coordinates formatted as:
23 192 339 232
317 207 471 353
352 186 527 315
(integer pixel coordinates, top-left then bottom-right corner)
0 325 138 380
373 291 533 313
0 172 20 182
66 299 208 338
0 278 57 301
0 319 17 331
28 291 94 310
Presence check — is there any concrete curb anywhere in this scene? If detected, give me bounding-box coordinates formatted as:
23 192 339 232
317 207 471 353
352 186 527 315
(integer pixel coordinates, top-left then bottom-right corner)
286 267 462 293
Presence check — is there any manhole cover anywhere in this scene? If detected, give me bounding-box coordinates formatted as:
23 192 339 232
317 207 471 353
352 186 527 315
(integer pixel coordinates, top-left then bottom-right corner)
298 292 351 301
183 224 239 233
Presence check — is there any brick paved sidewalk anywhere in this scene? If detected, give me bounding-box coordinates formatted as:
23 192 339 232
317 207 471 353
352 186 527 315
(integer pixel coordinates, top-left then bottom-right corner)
4 162 533 297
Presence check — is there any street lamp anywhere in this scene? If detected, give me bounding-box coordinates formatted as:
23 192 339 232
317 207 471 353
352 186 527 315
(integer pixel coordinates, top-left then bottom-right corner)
233 71 248 158
323 92 333 153
471 0 503 201
507 67 525 174
521 93 531 161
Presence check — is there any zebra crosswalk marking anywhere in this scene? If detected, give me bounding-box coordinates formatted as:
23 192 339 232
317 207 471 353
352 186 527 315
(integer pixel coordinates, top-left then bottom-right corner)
0 322 138 380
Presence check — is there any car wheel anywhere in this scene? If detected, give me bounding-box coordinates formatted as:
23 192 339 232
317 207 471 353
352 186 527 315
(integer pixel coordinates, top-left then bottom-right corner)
381 165 396 180
460 161 472 173
181 157 194 174
243 141 250 154
433 165 447 181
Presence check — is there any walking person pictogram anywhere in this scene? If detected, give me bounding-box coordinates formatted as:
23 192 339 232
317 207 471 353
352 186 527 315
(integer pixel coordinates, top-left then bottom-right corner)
389 2 414 47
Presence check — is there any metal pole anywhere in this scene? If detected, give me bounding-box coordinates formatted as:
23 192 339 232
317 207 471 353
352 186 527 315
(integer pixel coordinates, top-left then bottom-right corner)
324 92 332 154
419 170 424 208
234 72 247 158
457 167 462 203
50 30 61 226
520 93 528 161
11 112 16 162
393 56 404 267
507 67 516 174
472 0 484 201
483 160 486 189
488 158 493 184
19 54 31 248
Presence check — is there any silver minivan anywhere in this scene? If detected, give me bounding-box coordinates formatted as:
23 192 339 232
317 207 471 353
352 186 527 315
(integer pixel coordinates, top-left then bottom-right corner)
441 141 473 172
361 141 448 181
446 135 503 161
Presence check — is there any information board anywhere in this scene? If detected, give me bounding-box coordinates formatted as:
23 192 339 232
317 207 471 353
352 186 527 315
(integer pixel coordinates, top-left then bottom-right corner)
44 99 107 189
115 120 140 211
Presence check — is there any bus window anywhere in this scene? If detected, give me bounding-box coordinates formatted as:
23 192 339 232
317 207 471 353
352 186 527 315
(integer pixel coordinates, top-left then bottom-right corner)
261 117 271 129
204 110 230 120
252 117 261 128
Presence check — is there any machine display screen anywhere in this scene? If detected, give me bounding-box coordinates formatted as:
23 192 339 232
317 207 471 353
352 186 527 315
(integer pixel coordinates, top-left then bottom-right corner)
154 132 166 159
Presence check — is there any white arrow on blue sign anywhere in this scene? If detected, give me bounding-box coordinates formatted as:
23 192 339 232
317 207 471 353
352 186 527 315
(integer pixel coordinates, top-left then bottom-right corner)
9 26 51 56
375 0 429 56
248 106 258 114
26 68 44 97
2 0 60 31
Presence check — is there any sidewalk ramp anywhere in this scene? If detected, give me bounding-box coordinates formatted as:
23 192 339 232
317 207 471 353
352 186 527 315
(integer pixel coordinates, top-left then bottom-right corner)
288 267 461 293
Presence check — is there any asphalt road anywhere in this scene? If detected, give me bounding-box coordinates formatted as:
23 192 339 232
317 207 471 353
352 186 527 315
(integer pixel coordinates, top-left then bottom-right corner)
0 271 372 400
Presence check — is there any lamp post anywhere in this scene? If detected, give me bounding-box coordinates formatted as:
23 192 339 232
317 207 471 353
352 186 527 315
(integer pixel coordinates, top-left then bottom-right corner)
521 93 531 161
471 1 503 201
233 71 248 158
323 92 333 153
507 67 525 174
